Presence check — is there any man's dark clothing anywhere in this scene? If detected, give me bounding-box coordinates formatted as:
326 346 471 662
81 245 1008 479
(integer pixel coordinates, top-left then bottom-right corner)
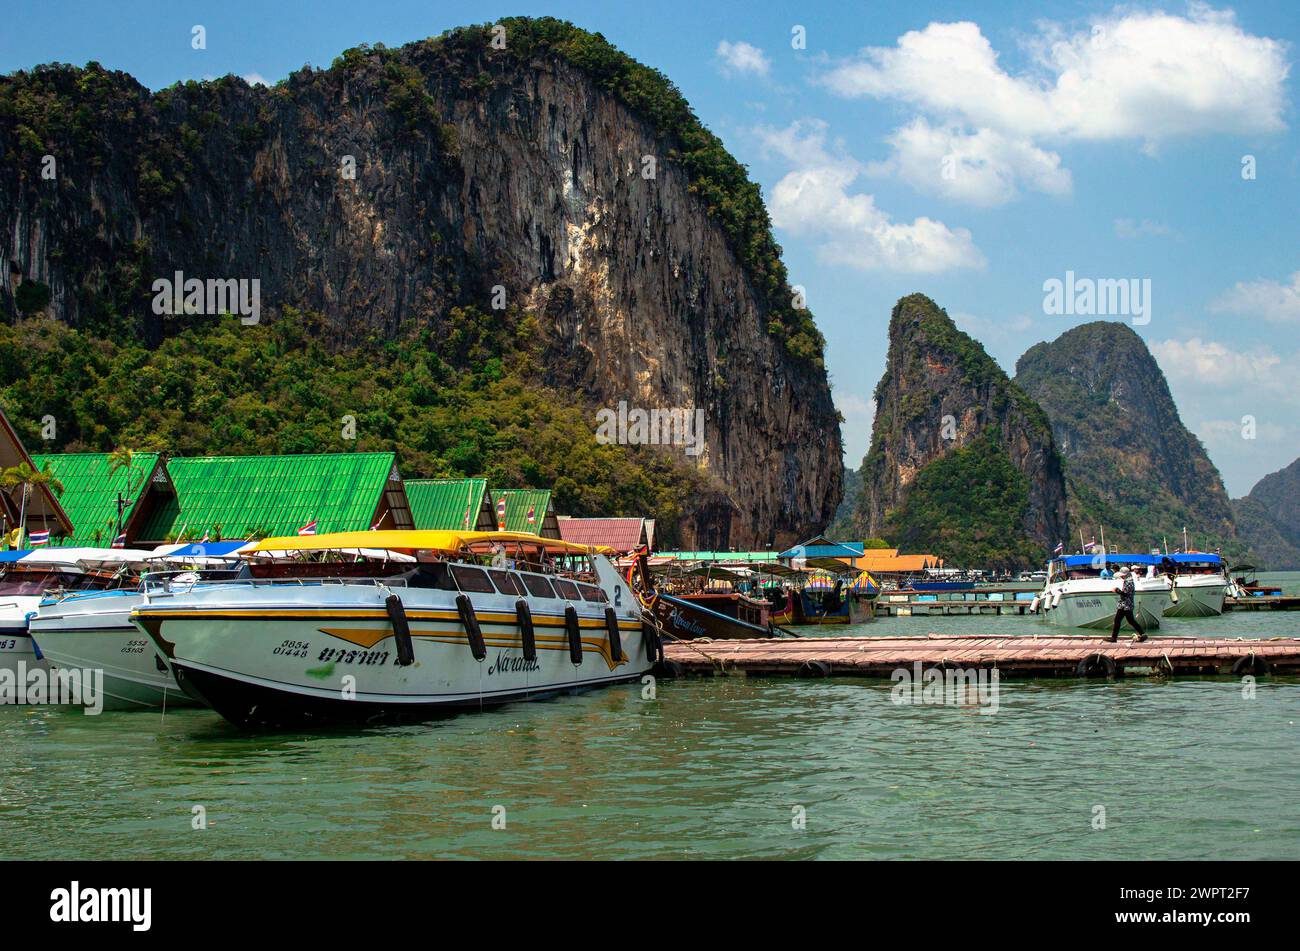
1111 576 1145 638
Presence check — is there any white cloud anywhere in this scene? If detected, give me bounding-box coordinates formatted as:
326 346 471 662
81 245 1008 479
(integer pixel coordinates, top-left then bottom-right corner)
243 73 270 87
1150 337 1284 389
868 118 1071 206
755 120 985 273
716 40 770 77
1209 271 1300 323
820 7 1288 204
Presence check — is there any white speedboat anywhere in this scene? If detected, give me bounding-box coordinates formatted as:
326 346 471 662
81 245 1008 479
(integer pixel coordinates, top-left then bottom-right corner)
132 530 657 727
1163 553 1228 617
0 549 135 675
30 544 247 710
1032 555 1172 630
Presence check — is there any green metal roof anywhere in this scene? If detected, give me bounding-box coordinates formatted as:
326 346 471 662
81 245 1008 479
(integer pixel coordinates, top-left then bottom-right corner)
29 452 161 544
136 452 397 541
406 479 491 531
495 488 553 533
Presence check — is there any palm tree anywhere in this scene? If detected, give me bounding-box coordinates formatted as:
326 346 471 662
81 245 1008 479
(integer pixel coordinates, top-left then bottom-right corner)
107 446 137 537
1 461 65 546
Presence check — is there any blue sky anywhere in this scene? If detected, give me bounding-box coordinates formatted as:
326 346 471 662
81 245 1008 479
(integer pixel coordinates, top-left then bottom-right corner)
3 1 1297 496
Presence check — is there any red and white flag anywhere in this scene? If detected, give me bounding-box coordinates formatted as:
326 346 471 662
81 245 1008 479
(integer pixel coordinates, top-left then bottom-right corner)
496 497 506 531
112 533 127 549
297 519 317 536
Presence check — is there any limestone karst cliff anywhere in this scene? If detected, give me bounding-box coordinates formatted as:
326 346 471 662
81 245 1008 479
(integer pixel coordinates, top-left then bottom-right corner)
855 294 1069 568
0 18 840 548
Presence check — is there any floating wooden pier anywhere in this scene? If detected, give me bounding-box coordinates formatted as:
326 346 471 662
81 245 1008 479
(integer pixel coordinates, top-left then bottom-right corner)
1225 596 1300 612
874 600 1034 617
660 633 1300 679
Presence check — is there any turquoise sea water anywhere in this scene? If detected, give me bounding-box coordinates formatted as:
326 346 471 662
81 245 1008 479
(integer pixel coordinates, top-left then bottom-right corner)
2 572 1297 860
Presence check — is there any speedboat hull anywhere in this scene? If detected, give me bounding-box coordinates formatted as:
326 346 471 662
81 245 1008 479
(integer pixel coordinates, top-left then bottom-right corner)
0 598 49 675
30 592 196 710
1165 578 1227 617
135 582 654 727
1036 583 1170 630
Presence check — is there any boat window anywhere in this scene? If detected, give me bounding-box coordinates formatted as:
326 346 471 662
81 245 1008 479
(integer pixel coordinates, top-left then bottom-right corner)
487 569 524 596
407 563 458 590
450 565 496 594
520 573 558 599
0 569 86 596
553 578 581 601
577 583 608 603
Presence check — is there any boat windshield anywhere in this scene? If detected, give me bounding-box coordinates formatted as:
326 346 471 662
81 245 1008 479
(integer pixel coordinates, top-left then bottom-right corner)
0 568 94 597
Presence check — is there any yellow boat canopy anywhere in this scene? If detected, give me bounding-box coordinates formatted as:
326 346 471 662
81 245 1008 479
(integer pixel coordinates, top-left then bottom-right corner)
245 529 612 557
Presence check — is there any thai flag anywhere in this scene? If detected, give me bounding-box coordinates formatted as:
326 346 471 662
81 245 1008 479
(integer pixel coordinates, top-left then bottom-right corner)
496 497 506 530
526 504 536 525
1053 541 1064 556
462 505 471 529
28 529 49 546
297 519 317 536
112 533 127 549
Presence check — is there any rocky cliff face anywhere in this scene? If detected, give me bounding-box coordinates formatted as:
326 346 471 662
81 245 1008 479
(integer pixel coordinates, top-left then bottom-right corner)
855 294 1069 568
0 18 840 548
1015 321 1237 551
1233 458 1300 568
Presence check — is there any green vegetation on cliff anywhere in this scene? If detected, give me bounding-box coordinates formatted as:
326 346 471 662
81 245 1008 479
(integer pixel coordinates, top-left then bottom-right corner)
882 431 1041 568
1015 321 1240 555
0 312 708 546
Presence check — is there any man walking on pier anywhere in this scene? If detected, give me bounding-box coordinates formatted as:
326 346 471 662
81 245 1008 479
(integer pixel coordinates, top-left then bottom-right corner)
1109 566 1147 642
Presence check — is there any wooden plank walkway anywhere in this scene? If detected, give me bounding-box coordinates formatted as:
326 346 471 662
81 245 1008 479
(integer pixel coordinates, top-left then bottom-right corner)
1225 596 1300 611
659 633 1300 679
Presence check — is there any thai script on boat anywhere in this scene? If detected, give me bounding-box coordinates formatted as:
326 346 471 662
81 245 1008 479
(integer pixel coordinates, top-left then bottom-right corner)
1042 270 1151 326
50 881 151 931
889 661 1000 714
151 270 261 325
0 662 103 714
594 401 706 456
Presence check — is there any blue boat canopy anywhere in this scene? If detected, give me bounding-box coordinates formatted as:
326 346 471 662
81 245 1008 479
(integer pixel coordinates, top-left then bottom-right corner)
151 541 250 558
1052 553 1222 568
0 549 33 563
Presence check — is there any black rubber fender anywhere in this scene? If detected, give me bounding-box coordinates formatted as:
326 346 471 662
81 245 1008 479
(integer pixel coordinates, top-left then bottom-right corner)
796 660 831 678
564 606 583 665
641 621 660 664
386 593 415 666
515 599 536 662
604 608 623 662
657 659 684 678
1076 652 1117 678
1232 654 1270 677
456 594 486 662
